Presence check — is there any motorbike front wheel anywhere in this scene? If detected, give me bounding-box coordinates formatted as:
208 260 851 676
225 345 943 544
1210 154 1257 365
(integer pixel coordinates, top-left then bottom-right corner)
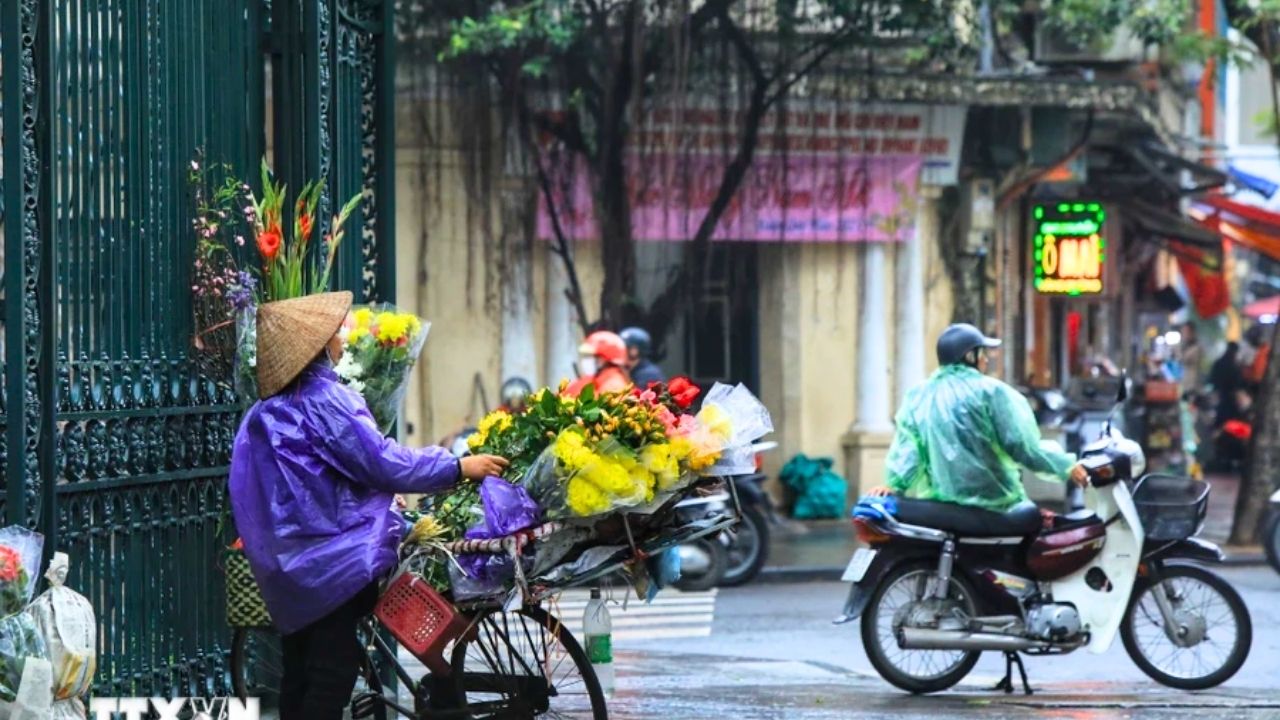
860 562 981 694
1120 563 1252 690
673 536 728 592
719 505 770 587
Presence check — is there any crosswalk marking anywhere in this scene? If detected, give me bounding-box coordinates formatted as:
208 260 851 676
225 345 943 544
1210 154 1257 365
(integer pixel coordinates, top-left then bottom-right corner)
545 588 718 643
395 588 717 706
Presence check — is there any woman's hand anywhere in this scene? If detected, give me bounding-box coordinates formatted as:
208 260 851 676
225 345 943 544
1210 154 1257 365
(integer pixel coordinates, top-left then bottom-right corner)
460 454 509 481
865 485 894 498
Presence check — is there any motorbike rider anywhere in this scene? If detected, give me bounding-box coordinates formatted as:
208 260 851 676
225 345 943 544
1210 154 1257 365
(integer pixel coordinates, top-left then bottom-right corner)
867 323 1088 511
564 330 632 396
499 376 534 413
621 326 665 388
228 292 508 720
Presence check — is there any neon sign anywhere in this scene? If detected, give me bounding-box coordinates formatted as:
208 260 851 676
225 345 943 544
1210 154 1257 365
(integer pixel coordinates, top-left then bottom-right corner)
1033 202 1105 295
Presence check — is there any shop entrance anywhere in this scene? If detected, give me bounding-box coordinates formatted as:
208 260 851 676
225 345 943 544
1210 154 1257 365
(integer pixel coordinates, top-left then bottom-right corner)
683 244 761 390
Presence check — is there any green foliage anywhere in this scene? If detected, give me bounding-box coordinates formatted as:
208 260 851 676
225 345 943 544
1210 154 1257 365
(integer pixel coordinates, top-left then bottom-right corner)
439 0 582 78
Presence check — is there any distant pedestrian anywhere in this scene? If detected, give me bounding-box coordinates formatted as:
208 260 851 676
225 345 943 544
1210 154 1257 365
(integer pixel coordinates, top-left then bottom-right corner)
1207 341 1242 428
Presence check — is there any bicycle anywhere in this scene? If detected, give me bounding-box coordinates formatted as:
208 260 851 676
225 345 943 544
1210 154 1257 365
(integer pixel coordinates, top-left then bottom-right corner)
231 481 740 719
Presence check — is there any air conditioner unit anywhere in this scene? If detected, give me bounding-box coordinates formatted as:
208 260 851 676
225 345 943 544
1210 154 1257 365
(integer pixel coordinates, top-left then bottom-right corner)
1034 22 1147 65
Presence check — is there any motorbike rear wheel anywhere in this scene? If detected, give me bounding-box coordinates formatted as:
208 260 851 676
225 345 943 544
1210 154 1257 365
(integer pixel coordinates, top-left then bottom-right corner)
1120 563 1251 690
860 562 980 694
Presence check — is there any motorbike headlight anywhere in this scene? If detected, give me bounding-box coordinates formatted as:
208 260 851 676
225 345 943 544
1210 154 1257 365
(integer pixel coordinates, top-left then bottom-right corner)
1044 391 1066 412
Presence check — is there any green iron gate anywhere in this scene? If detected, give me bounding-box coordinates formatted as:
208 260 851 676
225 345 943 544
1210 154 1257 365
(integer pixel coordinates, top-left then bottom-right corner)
0 0 396 697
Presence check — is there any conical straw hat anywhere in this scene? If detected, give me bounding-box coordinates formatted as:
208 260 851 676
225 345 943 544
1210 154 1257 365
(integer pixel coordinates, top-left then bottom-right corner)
256 291 353 398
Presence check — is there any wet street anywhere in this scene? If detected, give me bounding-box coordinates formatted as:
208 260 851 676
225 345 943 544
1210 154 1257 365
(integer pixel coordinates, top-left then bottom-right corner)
597 567 1280 719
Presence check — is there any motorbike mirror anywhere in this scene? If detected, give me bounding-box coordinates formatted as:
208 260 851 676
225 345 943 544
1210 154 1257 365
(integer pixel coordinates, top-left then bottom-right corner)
1104 371 1128 436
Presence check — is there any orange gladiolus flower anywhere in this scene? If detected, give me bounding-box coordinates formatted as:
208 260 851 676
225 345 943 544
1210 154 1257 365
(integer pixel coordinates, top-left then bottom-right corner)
299 213 313 242
257 226 283 263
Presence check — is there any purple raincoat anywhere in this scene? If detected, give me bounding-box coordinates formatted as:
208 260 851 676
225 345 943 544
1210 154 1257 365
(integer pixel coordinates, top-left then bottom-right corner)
229 363 460 635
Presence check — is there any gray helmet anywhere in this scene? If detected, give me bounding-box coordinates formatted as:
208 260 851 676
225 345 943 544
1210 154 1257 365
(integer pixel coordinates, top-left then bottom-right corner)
936 323 1001 366
501 377 532 407
620 327 652 357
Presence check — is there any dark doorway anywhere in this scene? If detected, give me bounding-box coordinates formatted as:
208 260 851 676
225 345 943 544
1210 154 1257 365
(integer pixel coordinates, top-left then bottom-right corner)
684 244 760 391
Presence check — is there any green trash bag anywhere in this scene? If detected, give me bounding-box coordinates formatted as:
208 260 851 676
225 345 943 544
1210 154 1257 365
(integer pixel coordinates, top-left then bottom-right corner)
886 364 1075 512
780 454 847 519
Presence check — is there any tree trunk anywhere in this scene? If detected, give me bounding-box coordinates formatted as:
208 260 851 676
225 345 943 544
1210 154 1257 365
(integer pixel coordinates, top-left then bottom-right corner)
596 159 637 327
1231 322 1280 545
1229 15 1280 546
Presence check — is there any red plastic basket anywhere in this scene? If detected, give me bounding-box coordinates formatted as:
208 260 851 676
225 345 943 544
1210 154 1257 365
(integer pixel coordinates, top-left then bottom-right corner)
374 573 468 675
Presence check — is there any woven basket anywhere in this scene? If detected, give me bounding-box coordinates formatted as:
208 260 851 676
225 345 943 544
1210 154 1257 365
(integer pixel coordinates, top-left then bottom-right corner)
225 549 273 629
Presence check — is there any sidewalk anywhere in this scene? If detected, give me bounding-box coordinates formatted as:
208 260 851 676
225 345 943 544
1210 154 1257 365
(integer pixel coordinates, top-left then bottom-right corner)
759 473 1264 584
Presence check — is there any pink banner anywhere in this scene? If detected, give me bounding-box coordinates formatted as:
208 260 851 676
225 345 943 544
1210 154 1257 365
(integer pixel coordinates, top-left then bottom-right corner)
538 153 922 243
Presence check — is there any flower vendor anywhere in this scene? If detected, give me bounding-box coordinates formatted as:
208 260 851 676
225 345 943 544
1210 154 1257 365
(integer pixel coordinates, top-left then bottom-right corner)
228 291 507 720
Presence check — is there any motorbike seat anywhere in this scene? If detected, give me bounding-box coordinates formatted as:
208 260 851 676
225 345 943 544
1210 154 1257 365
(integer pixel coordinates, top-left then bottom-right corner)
893 498 1042 537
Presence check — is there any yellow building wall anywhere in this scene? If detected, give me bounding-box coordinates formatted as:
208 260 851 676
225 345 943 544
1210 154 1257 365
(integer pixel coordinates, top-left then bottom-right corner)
393 102 954 505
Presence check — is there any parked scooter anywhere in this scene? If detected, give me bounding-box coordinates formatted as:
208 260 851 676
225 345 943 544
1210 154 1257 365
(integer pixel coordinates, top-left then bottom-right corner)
673 442 780 590
718 441 779 587
835 377 1251 694
673 489 733 592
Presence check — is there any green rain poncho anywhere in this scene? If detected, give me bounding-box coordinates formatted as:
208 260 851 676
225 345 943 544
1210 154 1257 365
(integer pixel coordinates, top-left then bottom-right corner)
886 365 1076 512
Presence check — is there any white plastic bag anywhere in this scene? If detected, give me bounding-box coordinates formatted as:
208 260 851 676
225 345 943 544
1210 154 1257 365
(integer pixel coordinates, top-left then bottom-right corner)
28 553 96 708
0 655 53 720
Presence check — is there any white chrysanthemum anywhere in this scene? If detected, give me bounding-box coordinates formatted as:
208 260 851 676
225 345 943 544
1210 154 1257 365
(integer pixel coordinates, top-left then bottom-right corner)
334 353 364 380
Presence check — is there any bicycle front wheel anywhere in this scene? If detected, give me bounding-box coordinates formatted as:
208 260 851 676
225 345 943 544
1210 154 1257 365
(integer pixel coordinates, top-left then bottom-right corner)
451 606 609 719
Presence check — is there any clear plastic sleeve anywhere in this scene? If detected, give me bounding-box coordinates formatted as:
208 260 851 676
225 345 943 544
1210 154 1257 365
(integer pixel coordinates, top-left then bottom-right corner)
233 306 258 401
520 434 654 520
0 612 50 704
701 382 774 450
0 527 43 616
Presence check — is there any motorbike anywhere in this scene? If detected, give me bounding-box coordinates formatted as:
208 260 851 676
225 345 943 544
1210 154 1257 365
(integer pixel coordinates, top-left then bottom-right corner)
673 488 733 592
718 441 779 587
673 441 779 591
834 378 1252 694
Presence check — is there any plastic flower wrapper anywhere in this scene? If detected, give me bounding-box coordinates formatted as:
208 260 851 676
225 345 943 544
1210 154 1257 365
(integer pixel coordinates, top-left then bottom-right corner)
339 304 430 434
521 430 659 520
684 383 774 476
452 477 543 597
0 527 43 617
0 611 50 705
232 305 258 400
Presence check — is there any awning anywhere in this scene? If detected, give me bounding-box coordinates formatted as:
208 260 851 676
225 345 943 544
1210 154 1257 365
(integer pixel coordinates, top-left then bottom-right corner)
1124 198 1223 266
1244 295 1280 320
1188 195 1280 263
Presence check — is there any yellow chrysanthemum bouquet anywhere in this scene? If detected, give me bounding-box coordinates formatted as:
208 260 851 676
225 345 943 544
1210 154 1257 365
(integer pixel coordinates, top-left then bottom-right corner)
467 379 772 523
335 304 429 433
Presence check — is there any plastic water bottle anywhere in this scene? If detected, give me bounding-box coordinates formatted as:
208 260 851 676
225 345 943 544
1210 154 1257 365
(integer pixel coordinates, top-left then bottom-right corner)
583 588 614 697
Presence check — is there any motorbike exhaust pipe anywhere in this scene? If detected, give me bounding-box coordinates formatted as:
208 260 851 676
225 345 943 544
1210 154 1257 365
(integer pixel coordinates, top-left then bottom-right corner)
897 627 1040 652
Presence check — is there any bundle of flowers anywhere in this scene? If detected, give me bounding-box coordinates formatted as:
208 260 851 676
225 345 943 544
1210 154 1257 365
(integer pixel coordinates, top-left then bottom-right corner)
0 527 50 704
185 153 362 399
335 304 430 434
410 378 771 597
